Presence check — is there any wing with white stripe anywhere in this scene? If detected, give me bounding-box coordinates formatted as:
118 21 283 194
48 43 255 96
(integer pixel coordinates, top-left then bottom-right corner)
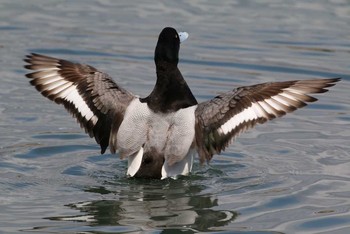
24 53 135 154
195 78 340 163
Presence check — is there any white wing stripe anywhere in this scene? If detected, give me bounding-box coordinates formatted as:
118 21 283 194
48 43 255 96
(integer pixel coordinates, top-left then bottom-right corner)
39 75 62 85
271 95 290 107
279 92 298 101
49 82 72 95
45 79 68 91
36 67 60 72
35 68 99 124
219 103 260 135
264 98 283 111
246 105 258 119
252 103 266 118
284 87 305 95
258 101 276 114
65 87 96 120
58 85 75 99
40 71 60 79
217 88 310 135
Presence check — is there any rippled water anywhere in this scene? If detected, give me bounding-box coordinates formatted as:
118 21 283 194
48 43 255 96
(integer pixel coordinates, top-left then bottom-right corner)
1 0 350 233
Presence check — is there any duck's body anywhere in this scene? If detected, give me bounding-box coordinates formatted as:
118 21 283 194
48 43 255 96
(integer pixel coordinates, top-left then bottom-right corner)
117 99 197 179
24 27 340 179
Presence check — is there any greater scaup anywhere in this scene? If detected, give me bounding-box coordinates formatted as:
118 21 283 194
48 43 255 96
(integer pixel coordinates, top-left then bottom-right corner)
24 27 340 179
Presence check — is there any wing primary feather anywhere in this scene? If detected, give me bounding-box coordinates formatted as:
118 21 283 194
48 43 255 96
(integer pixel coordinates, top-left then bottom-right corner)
24 53 135 154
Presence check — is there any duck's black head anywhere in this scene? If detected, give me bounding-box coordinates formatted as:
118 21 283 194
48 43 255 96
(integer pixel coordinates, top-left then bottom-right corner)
154 27 187 66
141 27 195 113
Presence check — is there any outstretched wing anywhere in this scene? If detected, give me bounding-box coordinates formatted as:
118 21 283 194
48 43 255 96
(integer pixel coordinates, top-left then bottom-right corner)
24 53 135 154
195 78 340 163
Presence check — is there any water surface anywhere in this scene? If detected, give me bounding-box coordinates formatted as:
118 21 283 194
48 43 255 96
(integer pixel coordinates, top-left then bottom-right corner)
1 0 350 233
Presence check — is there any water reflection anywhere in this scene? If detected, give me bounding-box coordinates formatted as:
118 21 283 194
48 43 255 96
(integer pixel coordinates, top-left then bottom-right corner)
48 178 238 232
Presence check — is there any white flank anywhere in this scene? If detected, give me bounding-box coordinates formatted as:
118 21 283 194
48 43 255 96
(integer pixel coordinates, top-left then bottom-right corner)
127 147 144 177
161 148 195 179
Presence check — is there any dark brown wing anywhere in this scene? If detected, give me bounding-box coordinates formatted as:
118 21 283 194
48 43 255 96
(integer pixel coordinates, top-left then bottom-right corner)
195 78 340 163
24 53 135 154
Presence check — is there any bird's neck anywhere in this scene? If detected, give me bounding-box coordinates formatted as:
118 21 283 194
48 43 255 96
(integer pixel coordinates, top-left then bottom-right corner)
141 63 197 113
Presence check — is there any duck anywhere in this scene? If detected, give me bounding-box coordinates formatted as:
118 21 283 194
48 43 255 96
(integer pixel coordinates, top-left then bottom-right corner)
24 27 340 179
